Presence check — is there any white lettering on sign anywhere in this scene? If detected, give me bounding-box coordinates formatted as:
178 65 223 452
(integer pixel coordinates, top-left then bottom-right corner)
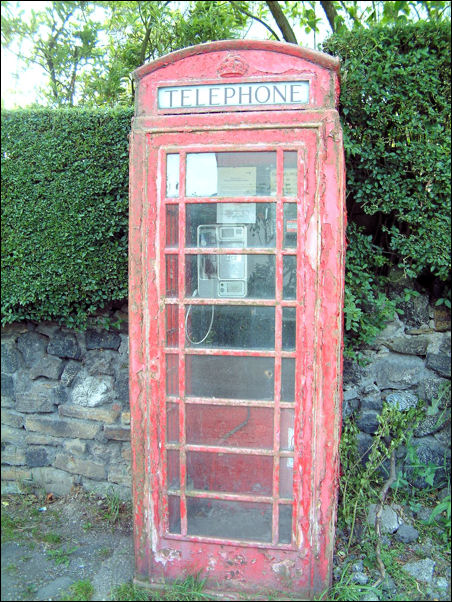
158 81 309 109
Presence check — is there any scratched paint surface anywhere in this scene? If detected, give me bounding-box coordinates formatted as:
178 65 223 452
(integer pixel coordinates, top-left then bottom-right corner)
129 40 345 599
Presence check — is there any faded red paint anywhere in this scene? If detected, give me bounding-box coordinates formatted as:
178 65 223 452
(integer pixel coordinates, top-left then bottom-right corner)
129 40 345 599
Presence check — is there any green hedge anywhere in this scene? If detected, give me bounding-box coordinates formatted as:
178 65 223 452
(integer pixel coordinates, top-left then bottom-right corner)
323 21 451 351
1 108 133 328
2 22 451 353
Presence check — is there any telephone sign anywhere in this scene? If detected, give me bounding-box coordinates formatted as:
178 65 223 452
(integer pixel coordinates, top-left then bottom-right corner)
129 40 345 599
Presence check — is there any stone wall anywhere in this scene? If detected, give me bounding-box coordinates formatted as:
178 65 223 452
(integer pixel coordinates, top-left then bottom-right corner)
1 299 450 499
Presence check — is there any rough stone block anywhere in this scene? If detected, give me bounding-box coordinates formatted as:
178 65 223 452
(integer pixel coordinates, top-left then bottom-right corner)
1 425 26 446
115 371 129 404
32 466 76 496
60 360 81 386
58 403 120 424
1 342 20 374
121 411 130 425
395 524 419 543
84 350 116 376
82 477 131 501
17 332 48 367
53 453 105 480
385 336 429 356
1 373 15 400
47 332 81 360
367 504 402 533
1 323 28 337
385 391 418 411
2 445 26 465
25 415 100 439
104 425 130 441
402 559 435 584
414 410 450 437
1 408 24 429
426 353 451 378
89 441 121 461
25 447 50 467
35 322 61 337
1 466 32 481
121 443 131 463
86 329 121 351
29 356 64 380
63 439 87 455
375 354 428 390
15 376 59 413
409 436 451 487
26 432 63 446
108 463 131 486
356 410 380 434
71 373 115 407
433 306 451 332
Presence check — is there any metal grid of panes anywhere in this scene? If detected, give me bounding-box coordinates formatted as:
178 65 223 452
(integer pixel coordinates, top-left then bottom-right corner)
161 148 301 546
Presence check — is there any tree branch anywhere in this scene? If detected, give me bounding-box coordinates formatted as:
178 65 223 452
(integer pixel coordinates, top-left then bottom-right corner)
227 1 281 41
265 1 298 44
320 0 339 31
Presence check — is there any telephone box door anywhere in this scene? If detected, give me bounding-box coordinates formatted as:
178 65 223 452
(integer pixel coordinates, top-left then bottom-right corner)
129 41 345 599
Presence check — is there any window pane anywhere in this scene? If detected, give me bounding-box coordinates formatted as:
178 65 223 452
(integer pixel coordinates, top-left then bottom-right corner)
283 203 297 248
186 405 274 449
186 356 274 401
186 152 276 197
280 409 294 451
282 307 296 351
279 458 294 499
166 403 179 443
283 151 298 196
279 504 293 543
186 254 275 299
168 495 180 533
283 256 296 300
187 452 273 496
166 154 179 198
165 255 178 297
185 305 274 349
187 498 272 542
167 450 180 490
281 358 295 403
166 205 179 247
166 305 179 347
166 354 179 397
186 203 276 248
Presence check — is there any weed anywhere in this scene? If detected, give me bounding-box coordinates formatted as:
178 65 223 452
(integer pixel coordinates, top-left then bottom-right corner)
112 582 151 601
97 546 113 559
47 545 78 566
6 563 18 574
428 492 451 550
61 579 94 601
82 521 94 531
1 513 26 542
41 532 63 545
315 563 379 601
102 488 121 524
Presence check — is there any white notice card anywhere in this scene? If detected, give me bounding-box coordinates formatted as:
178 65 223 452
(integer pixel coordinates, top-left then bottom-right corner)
218 167 256 197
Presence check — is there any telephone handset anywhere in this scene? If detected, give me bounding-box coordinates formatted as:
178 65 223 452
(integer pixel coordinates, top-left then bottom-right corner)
197 224 247 298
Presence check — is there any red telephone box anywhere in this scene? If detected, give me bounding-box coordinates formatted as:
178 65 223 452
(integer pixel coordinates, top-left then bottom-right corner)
129 40 345 599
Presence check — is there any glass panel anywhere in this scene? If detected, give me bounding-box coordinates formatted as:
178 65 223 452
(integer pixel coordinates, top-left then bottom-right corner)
167 450 180 490
281 358 295 403
283 256 296 300
168 495 180 533
186 152 277 197
186 405 274 449
282 307 296 351
166 402 179 443
283 204 297 248
166 305 179 347
280 409 294 451
166 205 179 247
166 255 178 297
186 356 274 401
185 305 274 349
187 452 273 496
166 354 179 397
279 458 294 499
186 254 275 299
283 151 298 196
187 498 272 542
166 154 179 198
186 203 276 248
279 504 293 543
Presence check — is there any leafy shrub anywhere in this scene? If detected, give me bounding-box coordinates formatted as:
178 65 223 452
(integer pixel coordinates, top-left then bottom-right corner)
1 107 132 328
324 21 451 352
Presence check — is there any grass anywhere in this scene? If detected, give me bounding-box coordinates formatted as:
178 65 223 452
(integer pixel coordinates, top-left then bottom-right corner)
112 575 209 601
46 545 78 566
61 579 95 601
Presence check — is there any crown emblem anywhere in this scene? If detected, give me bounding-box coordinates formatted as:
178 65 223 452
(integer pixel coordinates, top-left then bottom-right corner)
217 54 249 78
